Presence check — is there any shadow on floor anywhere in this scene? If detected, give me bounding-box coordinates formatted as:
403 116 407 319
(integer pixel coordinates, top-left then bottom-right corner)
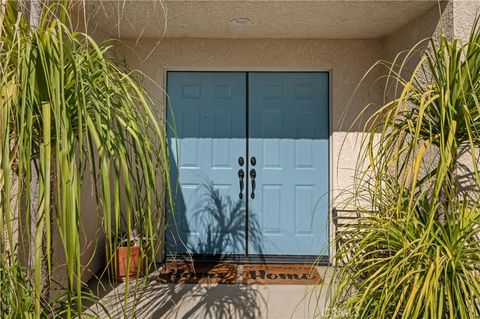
86 266 332 319
89 276 266 319
87 275 266 319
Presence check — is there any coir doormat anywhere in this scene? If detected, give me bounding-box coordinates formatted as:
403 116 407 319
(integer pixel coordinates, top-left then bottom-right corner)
158 263 238 284
241 264 322 285
158 263 322 285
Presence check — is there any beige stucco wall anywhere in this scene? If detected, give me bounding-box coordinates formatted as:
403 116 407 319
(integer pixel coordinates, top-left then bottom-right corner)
382 1 453 102
383 2 453 62
453 0 480 201
49 173 105 296
454 0 480 41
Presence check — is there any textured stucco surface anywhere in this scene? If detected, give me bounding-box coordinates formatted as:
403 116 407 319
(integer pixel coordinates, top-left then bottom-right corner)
453 0 480 202
381 1 454 99
454 0 480 41
49 174 105 296
84 0 438 39
383 2 453 62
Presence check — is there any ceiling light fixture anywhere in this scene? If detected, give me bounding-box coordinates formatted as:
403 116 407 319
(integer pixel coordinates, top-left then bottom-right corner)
230 17 252 26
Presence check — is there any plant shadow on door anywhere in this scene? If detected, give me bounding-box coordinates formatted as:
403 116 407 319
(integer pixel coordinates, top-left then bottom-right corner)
166 177 265 260
192 182 263 258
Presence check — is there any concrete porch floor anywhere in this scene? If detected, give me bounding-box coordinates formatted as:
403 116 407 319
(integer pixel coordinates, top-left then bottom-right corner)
87 266 333 319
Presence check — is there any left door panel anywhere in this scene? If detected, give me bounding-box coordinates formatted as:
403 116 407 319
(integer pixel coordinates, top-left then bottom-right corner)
166 72 247 256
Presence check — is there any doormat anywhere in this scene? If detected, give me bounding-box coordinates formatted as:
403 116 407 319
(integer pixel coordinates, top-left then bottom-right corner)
241 264 322 285
158 263 238 284
158 263 322 285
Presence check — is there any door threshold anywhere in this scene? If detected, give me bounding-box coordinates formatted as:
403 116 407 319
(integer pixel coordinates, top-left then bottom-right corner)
165 254 330 265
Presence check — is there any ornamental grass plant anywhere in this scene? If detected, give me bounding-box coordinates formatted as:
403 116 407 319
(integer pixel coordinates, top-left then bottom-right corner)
327 17 480 319
0 1 172 317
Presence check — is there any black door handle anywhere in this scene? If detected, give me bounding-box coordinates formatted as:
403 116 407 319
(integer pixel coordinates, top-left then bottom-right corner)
238 169 245 199
249 168 256 199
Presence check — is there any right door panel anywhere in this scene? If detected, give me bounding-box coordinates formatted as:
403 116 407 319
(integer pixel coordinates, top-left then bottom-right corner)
248 72 329 256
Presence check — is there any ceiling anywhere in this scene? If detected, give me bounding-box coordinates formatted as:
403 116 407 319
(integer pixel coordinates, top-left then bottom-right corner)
82 0 440 39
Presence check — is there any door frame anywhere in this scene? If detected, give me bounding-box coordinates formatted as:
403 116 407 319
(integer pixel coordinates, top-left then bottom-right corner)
164 69 332 265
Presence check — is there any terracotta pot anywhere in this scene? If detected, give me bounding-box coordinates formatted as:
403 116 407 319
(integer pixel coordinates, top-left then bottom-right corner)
117 246 144 282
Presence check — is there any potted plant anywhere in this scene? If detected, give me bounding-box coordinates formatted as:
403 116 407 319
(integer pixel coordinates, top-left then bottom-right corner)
110 207 163 282
114 230 145 282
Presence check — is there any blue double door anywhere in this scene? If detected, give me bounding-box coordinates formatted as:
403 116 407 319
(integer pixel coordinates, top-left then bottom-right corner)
167 72 329 257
